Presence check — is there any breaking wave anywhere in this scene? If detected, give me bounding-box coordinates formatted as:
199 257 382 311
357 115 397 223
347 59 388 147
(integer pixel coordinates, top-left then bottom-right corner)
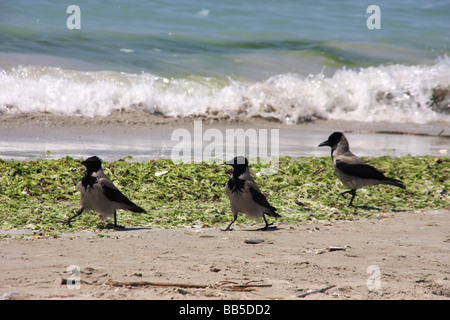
1 56 449 124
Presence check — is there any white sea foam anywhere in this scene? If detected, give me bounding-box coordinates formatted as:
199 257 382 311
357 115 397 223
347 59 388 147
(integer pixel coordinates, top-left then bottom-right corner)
1 57 449 124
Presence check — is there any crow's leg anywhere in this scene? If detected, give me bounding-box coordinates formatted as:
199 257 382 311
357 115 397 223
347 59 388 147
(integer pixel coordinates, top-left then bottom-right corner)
62 207 84 227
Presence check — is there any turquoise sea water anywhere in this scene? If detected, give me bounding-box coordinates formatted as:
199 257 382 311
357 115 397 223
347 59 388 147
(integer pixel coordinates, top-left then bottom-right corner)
0 0 449 123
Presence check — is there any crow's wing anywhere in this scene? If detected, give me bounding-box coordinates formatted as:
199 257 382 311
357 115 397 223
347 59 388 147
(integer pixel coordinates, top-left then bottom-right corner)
97 178 147 213
335 159 387 180
248 183 279 216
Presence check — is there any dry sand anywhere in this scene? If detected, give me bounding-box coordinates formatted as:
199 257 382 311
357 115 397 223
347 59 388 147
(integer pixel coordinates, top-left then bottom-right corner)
1 208 449 300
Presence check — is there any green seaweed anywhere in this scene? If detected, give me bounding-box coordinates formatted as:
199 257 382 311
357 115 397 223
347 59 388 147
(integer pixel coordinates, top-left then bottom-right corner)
0 156 448 239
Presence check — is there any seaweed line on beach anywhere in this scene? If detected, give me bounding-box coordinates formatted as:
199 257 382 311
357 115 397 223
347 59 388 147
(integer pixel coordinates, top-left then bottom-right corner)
0 156 448 239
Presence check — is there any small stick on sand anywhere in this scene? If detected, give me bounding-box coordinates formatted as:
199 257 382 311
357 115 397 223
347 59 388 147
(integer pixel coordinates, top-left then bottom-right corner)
297 285 336 298
107 280 207 289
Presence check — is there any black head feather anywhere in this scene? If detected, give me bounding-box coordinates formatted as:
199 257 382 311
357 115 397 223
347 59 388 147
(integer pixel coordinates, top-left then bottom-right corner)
318 132 345 148
80 156 102 189
81 156 102 173
226 156 248 194
226 156 248 174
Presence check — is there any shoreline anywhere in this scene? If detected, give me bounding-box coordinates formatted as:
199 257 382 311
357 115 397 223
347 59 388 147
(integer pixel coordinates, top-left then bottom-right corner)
0 112 448 161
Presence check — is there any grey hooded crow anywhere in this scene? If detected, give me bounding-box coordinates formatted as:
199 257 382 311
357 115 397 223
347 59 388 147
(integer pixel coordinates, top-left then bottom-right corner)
63 156 146 228
318 132 405 206
224 156 280 231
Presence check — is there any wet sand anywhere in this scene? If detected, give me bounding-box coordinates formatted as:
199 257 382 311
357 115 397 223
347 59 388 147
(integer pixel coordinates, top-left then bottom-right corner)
0 111 448 161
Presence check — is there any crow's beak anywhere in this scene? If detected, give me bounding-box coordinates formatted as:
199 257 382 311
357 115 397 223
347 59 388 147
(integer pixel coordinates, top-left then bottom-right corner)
318 140 329 147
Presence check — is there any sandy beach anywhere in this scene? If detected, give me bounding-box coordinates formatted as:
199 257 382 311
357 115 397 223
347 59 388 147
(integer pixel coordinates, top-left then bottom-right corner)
1 112 449 301
1 208 449 300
